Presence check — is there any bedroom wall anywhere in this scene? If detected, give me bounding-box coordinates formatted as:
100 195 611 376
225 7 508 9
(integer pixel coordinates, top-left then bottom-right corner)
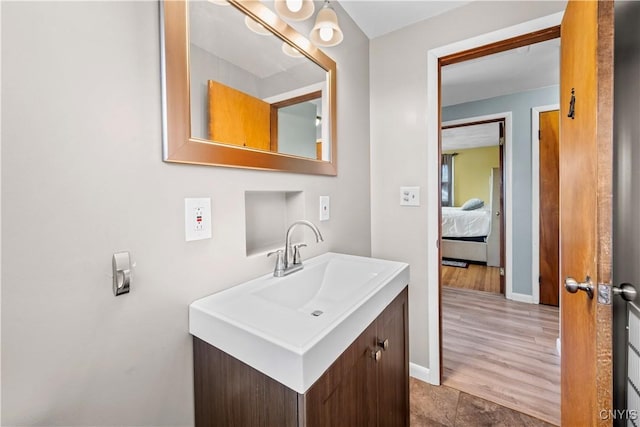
442 85 559 296
1 1 370 425
443 146 500 207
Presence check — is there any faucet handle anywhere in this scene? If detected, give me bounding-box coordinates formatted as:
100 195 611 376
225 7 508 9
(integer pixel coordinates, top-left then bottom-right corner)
292 243 307 265
267 249 285 277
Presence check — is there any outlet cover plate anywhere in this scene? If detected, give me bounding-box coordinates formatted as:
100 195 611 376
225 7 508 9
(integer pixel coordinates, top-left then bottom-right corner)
185 198 212 241
400 187 420 206
319 196 330 221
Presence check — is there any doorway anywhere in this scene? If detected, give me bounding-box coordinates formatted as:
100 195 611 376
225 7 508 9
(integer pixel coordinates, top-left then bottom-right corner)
421 3 619 425
440 117 505 294
435 25 561 426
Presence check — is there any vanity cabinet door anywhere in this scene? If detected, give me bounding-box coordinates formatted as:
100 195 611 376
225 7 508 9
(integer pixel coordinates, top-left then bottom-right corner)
302 287 409 427
376 289 409 426
303 321 378 427
193 337 299 427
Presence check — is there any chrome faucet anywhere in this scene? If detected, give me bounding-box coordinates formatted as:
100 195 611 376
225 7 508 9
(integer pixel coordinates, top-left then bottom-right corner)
268 220 324 277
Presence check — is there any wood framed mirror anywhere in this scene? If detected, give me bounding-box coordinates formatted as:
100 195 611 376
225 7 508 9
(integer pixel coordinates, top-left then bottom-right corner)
160 0 337 175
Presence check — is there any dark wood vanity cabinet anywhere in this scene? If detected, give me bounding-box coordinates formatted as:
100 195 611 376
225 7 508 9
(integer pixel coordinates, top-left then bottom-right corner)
193 287 409 426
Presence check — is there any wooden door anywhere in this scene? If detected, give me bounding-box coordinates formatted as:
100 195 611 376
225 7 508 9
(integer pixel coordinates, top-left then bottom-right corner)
377 289 409 426
560 1 614 425
539 110 560 306
208 80 271 150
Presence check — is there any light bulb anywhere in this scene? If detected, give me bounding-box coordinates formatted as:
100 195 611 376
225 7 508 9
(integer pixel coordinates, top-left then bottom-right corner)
319 26 333 42
286 0 303 13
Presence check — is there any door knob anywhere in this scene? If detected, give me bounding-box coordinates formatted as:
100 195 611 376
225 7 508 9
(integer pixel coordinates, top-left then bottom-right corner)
565 276 594 299
371 349 382 362
378 338 389 351
613 283 637 302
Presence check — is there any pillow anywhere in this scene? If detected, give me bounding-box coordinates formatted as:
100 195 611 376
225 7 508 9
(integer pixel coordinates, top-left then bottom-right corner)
460 198 484 211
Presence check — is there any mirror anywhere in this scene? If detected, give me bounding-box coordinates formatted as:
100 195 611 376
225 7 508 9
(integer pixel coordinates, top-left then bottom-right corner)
161 0 337 175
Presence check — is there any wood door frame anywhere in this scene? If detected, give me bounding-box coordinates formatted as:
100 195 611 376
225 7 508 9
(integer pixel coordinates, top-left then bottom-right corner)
531 104 560 305
441 115 509 297
419 12 563 386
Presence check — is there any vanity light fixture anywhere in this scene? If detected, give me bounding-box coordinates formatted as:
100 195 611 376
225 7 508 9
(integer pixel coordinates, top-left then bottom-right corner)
310 0 343 47
245 15 271 35
274 0 315 21
282 42 304 58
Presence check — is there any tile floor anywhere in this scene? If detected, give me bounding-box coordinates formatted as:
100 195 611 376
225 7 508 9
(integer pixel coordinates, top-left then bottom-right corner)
410 378 555 427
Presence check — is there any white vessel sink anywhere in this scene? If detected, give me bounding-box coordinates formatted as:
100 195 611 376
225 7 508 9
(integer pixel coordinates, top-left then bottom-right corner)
189 252 409 393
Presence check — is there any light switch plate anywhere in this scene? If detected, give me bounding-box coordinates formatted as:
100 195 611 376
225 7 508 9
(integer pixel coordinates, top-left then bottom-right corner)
400 187 420 206
319 196 330 221
185 198 212 241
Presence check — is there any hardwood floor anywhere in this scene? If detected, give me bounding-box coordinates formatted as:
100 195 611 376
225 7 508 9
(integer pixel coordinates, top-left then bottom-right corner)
441 286 560 425
442 263 501 293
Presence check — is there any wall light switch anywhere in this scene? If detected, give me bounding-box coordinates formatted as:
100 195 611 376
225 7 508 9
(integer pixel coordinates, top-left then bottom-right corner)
400 187 420 206
319 196 330 221
185 198 212 241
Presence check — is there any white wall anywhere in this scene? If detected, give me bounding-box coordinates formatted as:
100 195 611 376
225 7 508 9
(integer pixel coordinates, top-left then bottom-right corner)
370 1 566 372
1 1 370 425
278 103 318 159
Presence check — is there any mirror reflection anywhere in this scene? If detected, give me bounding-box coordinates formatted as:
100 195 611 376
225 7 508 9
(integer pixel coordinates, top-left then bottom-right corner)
188 1 330 161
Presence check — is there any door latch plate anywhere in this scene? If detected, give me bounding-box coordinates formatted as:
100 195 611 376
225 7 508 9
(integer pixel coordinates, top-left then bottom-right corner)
598 283 611 305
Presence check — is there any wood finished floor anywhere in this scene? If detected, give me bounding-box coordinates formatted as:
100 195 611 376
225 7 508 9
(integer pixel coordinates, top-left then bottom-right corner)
441 286 560 425
442 263 501 293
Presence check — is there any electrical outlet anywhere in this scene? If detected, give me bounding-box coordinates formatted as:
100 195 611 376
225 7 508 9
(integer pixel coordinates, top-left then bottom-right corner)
400 187 420 206
185 198 212 241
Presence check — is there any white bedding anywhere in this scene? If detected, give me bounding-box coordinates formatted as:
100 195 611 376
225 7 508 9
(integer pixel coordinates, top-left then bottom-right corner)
442 206 491 238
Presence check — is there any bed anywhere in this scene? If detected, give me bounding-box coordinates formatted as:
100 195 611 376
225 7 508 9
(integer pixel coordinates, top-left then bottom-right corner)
441 167 501 267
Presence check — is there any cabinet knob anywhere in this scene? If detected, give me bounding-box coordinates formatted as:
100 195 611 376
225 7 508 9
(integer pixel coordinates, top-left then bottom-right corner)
378 338 389 351
371 349 382 362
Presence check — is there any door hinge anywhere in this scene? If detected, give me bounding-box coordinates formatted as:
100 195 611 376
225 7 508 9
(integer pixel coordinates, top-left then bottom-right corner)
538 129 541 140
500 267 505 276
539 275 542 284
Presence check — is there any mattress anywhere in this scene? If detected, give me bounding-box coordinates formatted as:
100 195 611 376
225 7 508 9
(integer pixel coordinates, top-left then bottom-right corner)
442 206 491 238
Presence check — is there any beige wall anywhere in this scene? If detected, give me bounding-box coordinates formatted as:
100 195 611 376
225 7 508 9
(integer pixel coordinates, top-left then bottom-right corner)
1 1 370 425
370 1 566 371
444 146 500 207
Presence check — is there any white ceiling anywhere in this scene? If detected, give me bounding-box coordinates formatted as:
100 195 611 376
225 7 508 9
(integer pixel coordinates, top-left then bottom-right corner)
442 122 499 151
337 1 560 106
441 38 560 106
338 0 472 39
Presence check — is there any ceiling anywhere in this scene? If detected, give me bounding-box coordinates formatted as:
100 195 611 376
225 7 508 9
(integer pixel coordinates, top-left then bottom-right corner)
338 1 472 39
336 0 560 106
442 122 499 151
441 38 560 106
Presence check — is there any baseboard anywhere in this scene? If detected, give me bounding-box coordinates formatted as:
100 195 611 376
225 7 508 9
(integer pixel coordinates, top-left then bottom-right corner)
410 363 434 384
507 292 535 304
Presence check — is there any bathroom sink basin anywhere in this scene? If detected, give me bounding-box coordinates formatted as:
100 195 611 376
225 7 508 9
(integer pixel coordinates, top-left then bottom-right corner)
189 252 409 393
253 255 390 313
